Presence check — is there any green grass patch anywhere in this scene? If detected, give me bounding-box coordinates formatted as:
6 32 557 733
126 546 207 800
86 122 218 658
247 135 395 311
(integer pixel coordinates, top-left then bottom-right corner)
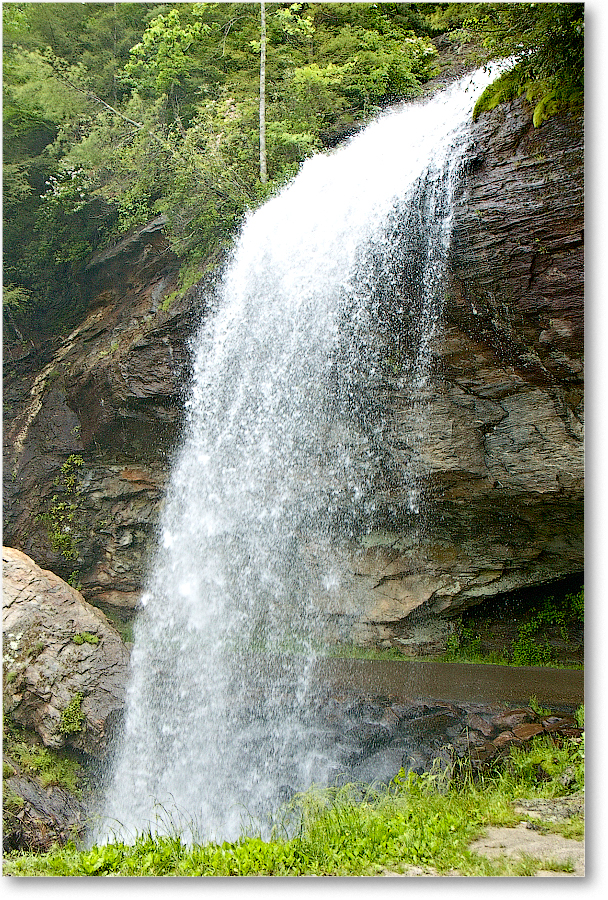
6 745 82 796
4 728 584 877
3 718 85 797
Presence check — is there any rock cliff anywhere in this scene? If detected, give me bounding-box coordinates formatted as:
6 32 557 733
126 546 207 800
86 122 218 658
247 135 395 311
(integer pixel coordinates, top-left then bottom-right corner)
341 96 584 647
3 217 212 619
2 96 583 647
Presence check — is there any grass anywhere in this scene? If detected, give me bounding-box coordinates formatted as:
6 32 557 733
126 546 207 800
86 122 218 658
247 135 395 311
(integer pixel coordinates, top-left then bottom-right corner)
3 718 85 796
325 642 582 668
4 725 584 877
326 644 407 661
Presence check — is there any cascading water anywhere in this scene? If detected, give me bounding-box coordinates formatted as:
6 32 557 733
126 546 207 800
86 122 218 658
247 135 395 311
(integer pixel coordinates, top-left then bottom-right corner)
96 65 505 844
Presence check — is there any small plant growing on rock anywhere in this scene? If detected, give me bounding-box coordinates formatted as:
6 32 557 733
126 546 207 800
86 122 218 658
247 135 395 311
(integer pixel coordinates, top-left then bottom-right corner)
4 717 85 795
72 632 99 646
60 693 85 735
36 455 84 561
67 571 83 591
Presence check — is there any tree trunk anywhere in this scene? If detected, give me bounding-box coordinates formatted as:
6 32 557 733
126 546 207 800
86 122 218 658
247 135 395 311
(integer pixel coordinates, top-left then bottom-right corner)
259 1 267 184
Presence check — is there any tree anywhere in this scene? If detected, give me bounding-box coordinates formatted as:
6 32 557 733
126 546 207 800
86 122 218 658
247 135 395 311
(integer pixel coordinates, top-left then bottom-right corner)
2 2 151 338
466 3 584 124
259 1 267 184
473 2 583 90
3 2 443 340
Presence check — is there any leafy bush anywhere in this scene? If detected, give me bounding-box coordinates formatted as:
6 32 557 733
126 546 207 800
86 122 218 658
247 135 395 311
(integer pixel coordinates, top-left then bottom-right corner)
444 587 583 667
468 2 584 126
3 2 441 335
59 693 84 735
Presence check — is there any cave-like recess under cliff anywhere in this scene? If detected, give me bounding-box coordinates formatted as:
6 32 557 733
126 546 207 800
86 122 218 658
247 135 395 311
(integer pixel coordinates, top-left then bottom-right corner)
2 94 583 650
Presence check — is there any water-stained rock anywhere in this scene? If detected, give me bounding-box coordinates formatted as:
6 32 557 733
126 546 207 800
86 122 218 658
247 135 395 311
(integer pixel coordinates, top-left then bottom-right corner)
512 722 545 740
334 96 583 644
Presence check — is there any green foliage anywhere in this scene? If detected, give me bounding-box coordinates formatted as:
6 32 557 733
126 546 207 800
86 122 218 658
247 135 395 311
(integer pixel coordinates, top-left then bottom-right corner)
57 454 84 490
2 284 35 315
3 717 84 796
444 588 583 668
511 589 583 666
4 2 440 335
506 734 584 794
467 2 583 126
3 1 584 342
35 455 84 561
9 742 82 795
72 632 99 646
59 693 85 735
2 2 149 338
67 571 83 591
510 626 553 667
472 64 527 120
36 498 80 559
4 759 18 780
3 730 583 876
443 621 510 665
326 643 406 661
567 587 584 623
528 695 552 718
125 6 212 100
3 786 25 814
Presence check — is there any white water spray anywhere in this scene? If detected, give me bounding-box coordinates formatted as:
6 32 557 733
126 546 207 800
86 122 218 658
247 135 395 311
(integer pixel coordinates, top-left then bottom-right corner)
97 67 503 843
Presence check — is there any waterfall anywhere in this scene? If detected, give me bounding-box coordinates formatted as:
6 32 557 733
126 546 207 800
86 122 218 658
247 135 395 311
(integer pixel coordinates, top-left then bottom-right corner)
96 66 504 844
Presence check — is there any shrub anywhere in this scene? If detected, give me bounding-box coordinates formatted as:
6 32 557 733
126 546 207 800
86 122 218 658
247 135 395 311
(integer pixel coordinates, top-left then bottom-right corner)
59 693 84 735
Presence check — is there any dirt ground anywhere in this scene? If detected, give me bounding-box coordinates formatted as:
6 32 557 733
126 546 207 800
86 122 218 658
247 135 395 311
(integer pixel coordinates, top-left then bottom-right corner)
381 795 584 877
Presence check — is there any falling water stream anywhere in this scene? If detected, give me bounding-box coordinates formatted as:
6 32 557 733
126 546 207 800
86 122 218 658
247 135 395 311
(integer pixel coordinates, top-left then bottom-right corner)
97 66 505 844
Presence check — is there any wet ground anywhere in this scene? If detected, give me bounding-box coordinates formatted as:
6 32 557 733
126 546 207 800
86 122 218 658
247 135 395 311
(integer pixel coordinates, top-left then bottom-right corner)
316 657 584 707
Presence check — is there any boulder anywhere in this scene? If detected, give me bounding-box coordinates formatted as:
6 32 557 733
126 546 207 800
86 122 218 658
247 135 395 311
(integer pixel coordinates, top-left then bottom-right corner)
2 547 130 757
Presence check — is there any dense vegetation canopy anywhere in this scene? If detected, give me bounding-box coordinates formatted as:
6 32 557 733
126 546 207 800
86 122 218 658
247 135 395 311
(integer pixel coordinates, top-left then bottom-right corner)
3 3 584 339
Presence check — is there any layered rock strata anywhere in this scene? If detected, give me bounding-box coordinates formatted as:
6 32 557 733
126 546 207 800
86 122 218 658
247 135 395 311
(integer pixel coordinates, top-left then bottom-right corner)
335 97 583 646
3 217 211 615
2 97 583 644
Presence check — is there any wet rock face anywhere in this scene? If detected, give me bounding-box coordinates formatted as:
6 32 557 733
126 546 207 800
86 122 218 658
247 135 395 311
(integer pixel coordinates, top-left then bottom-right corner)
305 687 582 790
3 217 212 610
337 97 583 644
2 99 583 644
449 99 584 374
2 547 130 757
